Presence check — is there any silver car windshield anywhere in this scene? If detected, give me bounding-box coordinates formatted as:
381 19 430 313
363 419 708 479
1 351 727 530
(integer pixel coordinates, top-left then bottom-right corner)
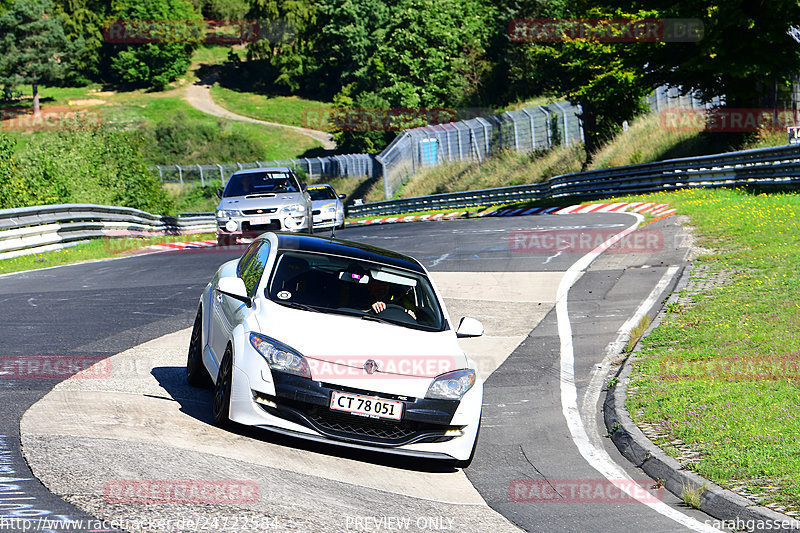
267 251 445 331
223 171 299 197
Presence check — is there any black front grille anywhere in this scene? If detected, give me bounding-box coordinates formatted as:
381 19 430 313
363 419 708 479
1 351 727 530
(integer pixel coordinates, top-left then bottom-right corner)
309 409 418 441
312 209 321 215
259 396 454 446
242 208 277 215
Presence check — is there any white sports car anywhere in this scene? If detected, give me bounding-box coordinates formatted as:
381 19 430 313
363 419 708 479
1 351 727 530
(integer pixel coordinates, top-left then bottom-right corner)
187 232 484 466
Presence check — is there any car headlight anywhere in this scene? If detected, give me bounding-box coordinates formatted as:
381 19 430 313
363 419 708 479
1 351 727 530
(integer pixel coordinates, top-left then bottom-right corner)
216 209 241 218
249 333 311 378
425 369 476 400
281 204 306 216
324 206 337 214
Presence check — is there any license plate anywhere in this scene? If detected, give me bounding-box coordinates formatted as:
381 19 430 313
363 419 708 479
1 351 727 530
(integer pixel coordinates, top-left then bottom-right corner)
329 391 403 420
249 216 271 225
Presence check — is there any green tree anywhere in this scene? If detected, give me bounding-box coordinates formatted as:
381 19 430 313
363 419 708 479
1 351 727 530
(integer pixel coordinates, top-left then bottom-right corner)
246 0 318 92
0 0 79 114
503 4 656 163
619 0 800 109
53 0 112 84
200 0 250 19
333 0 497 152
311 0 390 99
109 0 202 89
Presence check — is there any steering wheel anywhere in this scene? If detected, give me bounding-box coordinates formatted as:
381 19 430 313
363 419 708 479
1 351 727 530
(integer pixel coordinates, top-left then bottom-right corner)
375 303 414 321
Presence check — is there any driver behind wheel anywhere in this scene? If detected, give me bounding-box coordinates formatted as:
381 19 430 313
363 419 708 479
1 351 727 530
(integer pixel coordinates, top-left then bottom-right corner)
365 279 416 319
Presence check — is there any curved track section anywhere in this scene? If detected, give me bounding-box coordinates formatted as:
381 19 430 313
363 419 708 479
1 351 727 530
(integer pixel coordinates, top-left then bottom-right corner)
5 215 720 532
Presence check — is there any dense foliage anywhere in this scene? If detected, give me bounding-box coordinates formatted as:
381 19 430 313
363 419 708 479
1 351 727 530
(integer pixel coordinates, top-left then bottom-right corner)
0 127 172 213
108 0 203 89
141 112 266 165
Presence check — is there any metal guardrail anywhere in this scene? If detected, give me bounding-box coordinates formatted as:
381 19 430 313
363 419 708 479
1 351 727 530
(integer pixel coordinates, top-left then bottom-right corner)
347 143 800 217
0 204 215 260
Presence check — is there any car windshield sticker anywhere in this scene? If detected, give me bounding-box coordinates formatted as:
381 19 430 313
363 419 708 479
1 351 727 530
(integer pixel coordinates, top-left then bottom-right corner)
277 290 291 300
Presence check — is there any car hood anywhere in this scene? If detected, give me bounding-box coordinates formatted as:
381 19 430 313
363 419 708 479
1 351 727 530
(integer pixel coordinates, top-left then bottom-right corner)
256 303 467 395
311 200 337 210
218 193 305 210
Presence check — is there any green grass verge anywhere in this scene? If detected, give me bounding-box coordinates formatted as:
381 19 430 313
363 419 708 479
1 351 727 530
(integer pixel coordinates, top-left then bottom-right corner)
210 85 334 131
609 187 800 512
0 233 215 275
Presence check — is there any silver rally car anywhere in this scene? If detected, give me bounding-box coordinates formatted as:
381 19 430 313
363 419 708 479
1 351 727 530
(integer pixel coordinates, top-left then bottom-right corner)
215 167 312 245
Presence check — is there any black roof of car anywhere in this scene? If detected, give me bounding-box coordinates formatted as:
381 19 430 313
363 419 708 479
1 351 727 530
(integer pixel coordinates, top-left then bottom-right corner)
271 232 426 274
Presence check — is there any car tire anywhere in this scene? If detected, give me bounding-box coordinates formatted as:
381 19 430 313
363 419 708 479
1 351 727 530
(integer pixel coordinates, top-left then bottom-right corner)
454 421 480 469
186 308 212 388
213 346 233 427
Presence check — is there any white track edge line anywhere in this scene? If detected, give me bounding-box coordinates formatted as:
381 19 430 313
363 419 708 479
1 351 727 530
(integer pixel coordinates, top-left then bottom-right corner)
556 215 722 533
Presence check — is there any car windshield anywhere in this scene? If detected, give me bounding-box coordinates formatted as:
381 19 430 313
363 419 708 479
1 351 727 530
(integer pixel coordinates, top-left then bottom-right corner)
223 171 299 197
308 187 337 201
267 251 445 331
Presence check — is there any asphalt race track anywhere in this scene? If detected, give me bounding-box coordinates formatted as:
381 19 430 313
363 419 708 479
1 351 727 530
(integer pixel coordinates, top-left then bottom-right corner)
0 214 724 532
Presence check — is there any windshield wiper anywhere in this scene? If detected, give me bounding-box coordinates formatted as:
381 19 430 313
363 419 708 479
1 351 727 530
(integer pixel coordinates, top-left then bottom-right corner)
277 301 317 312
359 314 398 326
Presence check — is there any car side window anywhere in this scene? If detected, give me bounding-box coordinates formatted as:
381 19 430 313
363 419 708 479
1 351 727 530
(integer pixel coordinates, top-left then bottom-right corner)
239 241 272 297
237 241 262 278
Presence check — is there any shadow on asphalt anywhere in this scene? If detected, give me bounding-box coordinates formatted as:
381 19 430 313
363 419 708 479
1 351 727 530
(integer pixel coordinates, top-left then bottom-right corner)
152 365 460 474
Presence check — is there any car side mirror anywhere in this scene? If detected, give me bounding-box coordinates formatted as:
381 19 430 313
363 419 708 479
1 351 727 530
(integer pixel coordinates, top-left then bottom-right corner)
217 276 251 306
216 188 223 199
338 194 346 199
456 317 484 338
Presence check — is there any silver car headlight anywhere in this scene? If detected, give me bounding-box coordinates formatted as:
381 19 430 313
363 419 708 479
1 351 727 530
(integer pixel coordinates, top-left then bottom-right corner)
324 206 337 214
216 209 241 218
425 369 476 400
281 204 306 216
249 333 311 378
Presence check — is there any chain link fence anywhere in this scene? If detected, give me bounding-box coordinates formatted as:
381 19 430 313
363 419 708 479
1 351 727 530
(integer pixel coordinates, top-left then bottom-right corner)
376 102 583 199
152 154 378 187
647 85 723 111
